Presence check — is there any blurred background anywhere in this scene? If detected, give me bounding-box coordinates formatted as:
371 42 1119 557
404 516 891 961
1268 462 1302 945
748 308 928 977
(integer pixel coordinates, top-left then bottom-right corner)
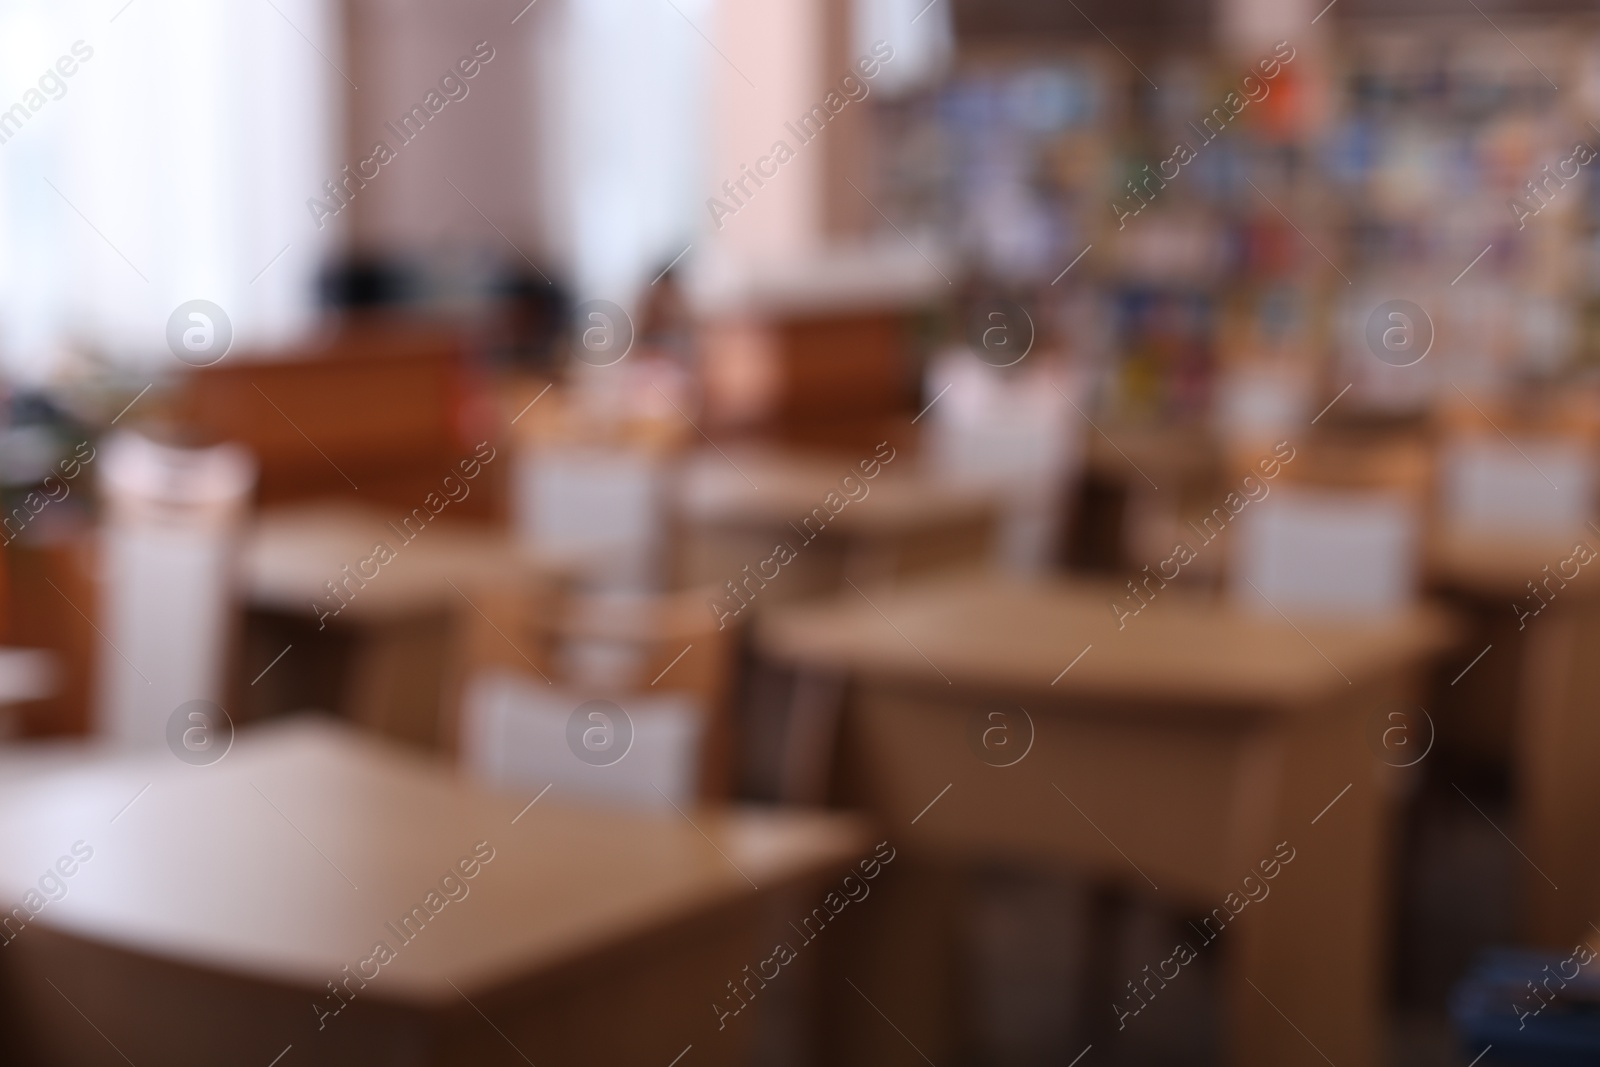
3 0 1600 1064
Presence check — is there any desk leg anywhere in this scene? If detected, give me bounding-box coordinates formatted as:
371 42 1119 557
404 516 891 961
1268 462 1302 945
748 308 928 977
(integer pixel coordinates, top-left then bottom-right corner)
822 858 967 1067
778 669 847 806
343 613 452 748
1519 602 1600 947
1225 690 1395 1067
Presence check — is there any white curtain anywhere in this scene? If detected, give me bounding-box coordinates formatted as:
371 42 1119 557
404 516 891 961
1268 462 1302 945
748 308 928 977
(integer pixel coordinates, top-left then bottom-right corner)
541 0 710 307
0 0 340 382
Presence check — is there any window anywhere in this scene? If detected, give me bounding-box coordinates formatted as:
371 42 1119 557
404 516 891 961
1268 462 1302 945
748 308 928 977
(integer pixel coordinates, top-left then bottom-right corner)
0 0 341 381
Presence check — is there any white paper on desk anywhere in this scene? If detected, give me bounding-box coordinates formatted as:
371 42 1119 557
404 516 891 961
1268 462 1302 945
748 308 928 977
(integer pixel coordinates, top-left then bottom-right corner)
461 669 703 811
1231 489 1418 618
1440 438 1595 537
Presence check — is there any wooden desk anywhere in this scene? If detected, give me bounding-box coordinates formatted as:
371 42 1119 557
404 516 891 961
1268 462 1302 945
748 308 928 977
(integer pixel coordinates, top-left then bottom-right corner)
700 306 916 452
0 719 867 1066
674 448 997 605
1428 531 1600 947
758 571 1455 1067
237 503 579 746
171 323 504 521
1071 423 1219 572
242 502 570 621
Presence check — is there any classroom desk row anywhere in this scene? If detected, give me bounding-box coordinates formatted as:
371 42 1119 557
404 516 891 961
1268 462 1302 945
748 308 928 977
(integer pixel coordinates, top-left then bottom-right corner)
233 448 1002 749
7 560 1595 1066
64 461 1600 1067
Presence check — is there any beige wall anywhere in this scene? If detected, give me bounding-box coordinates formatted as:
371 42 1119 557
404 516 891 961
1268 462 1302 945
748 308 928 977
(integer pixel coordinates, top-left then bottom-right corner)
705 0 872 269
341 0 551 261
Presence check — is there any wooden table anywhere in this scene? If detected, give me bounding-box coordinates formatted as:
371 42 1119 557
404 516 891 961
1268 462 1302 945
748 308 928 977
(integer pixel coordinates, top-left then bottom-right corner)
241 502 588 621
1428 530 1600 947
237 503 584 746
0 719 867 1066
758 570 1456 1067
171 324 505 520
674 447 998 607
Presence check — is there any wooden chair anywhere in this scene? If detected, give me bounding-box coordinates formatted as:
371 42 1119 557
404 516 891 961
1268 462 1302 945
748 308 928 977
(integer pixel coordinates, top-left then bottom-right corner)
1228 484 1422 618
1147 431 1429 609
452 578 737 805
1434 394 1599 544
503 381 692 593
918 353 1088 573
97 433 256 746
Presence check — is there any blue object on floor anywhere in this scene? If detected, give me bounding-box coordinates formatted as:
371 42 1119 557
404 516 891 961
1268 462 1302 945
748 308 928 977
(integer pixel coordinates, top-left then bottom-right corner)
1451 948 1600 1066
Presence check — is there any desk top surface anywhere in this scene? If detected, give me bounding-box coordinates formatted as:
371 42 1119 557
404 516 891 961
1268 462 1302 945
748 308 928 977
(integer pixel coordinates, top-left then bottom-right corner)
678 448 995 535
1427 529 1600 602
758 570 1456 710
0 720 866 1004
241 502 581 620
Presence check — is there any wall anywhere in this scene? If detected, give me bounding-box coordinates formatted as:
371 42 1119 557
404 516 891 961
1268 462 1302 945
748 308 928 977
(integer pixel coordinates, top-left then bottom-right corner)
341 0 551 262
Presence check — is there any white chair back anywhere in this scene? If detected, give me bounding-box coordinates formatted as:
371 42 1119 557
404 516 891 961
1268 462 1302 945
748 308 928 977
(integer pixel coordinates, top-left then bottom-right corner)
97 432 255 746
1440 437 1595 539
1231 488 1418 618
460 668 704 811
921 351 1085 572
511 445 666 590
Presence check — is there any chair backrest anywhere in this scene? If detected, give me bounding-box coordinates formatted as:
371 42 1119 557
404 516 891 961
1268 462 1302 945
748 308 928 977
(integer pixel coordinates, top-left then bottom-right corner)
511 444 668 591
1213 365 1312 450
1439 437 1595 540
922 351 1082 484
1230 486 1419 619
920 352 1086 571
461 670 705 810
453 581 735 805
1435 391 1600 540
96 433 256 746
